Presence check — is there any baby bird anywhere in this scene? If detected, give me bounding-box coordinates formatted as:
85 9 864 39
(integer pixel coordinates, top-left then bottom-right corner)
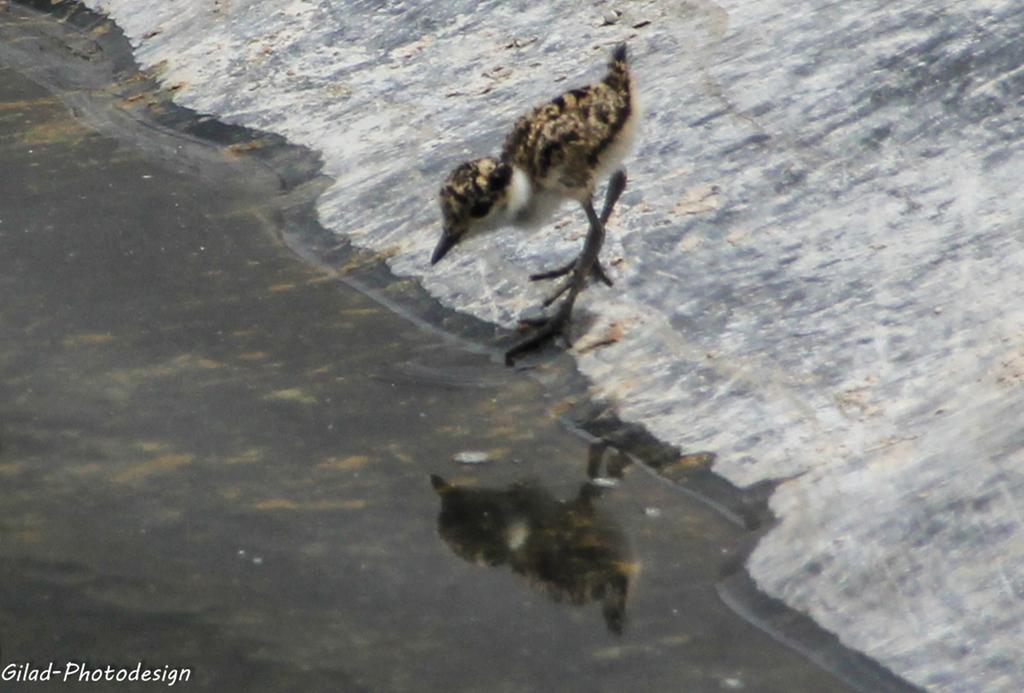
432 43 638 365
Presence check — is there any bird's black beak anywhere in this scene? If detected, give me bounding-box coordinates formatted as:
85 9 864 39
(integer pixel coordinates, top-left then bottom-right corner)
431 232 456 265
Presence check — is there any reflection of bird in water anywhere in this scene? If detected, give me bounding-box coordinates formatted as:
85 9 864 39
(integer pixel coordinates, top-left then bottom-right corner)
430 474 633 634
431 44 638 364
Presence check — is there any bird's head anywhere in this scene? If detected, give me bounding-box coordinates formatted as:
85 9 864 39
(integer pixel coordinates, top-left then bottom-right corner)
431 157 529 264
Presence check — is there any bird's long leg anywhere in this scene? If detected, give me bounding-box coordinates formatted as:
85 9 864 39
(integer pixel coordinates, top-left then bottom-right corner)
530 169 627 292
538 169 626 306
506 197 608 366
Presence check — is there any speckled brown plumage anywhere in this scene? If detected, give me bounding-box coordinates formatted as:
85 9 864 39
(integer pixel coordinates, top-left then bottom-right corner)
502 44 633 200
438 157 512 231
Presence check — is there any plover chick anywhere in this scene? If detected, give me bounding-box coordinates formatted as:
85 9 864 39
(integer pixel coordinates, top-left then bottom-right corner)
432 43 637 365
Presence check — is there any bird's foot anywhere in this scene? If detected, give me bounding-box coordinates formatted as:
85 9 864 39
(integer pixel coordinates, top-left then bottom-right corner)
505 307 573 366
534 258 612 308
531 258 613 286
541 258 616 307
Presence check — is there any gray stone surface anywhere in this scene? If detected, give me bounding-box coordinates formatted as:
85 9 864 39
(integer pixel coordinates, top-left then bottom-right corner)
77 0 1024 689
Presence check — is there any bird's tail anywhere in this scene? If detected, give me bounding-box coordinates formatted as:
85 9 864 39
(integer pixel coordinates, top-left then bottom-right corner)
603 43 630 92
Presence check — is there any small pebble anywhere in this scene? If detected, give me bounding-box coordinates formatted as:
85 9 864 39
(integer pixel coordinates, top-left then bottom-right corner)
454 451 491 465
644 507 662 518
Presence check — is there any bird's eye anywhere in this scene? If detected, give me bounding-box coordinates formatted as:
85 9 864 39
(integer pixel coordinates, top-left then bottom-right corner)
469 200 491 218
490 165 512 188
